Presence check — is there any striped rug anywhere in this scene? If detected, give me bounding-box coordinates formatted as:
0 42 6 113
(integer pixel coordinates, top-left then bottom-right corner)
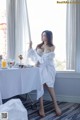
24 100 80 120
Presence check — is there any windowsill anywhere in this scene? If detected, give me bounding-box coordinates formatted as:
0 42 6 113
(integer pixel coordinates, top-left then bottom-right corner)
56 70 80 78
56 70 75 73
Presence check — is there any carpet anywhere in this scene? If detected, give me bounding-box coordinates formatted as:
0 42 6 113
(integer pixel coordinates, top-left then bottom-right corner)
24 100 80 120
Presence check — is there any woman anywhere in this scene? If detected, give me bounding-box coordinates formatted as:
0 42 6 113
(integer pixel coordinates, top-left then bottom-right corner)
28 30 62 117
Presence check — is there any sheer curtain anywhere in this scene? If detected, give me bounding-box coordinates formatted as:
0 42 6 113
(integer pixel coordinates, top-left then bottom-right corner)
7 0 15 59
7 0 30 62
66 1 77 70
76 3 80 72
66 0 80 72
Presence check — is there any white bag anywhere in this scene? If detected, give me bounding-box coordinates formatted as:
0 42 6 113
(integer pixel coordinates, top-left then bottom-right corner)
0 99 28 120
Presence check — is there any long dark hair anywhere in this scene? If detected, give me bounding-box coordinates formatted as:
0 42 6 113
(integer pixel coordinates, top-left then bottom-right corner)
36 30 53 49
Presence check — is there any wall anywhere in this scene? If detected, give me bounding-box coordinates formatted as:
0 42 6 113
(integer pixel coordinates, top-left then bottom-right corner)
30 71 80 103
44 71 80 103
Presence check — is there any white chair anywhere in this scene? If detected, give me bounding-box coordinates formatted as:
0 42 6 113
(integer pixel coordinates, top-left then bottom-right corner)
0 99 28 120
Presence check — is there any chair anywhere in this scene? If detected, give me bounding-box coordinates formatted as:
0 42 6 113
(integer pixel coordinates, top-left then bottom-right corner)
0 99 28 120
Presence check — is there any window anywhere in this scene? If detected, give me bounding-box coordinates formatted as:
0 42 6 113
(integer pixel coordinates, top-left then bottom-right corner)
27 0 66 70
0 0 7 58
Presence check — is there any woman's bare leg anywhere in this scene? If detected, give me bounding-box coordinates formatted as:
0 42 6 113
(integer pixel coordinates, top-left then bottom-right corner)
45 84 62 116
39 96 45 117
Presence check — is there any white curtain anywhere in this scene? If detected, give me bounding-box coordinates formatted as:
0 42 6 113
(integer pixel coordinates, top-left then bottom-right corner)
66 0 80 72
7 0 15 59
66 1 77 70
7 0 31 62
75 3 80 72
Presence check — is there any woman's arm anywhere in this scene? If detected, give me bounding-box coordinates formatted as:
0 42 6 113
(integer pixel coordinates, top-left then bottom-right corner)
27 41 39 63
28 41 43 64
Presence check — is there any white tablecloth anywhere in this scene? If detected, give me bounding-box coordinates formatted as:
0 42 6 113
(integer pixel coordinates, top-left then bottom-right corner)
0 67 44 104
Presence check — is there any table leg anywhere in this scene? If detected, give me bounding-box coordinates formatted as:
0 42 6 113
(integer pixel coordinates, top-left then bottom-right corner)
0 92 2 105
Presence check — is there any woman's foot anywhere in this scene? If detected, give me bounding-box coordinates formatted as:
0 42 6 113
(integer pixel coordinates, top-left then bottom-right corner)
54 105 62 116
39 108 45 117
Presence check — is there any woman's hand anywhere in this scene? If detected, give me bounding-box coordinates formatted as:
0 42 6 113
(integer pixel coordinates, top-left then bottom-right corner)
29 40 32 49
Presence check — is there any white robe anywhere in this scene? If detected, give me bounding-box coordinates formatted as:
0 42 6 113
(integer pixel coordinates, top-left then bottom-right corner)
27 48 56 88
